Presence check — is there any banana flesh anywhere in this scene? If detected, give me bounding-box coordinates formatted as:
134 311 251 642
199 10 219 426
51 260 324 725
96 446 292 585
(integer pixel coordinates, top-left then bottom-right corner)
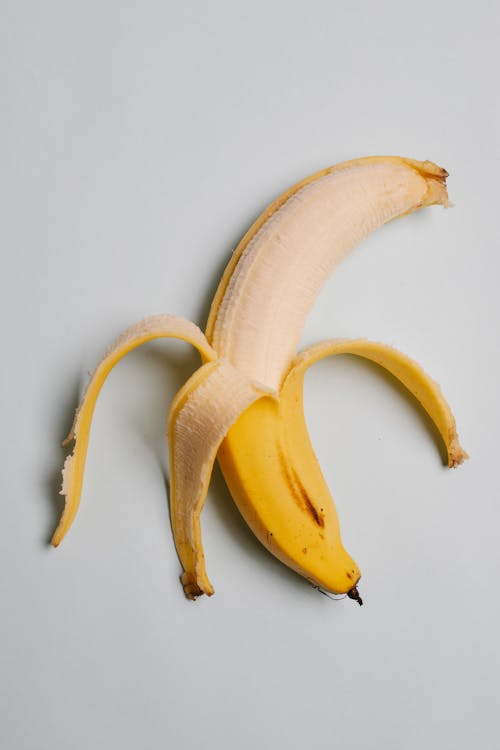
208 157 449 389
52 156 466 602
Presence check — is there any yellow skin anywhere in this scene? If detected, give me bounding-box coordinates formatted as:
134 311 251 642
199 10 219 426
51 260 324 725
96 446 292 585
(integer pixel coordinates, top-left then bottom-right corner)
51 315 216 549
219 340 466 597
51 156 467 602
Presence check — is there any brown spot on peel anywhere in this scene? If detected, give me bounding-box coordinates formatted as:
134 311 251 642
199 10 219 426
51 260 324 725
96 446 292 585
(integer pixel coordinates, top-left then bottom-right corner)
303 495 324 527
277 446 325 527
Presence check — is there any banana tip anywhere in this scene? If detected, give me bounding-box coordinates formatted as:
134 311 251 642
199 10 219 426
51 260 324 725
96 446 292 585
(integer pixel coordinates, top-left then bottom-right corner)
448 436 469 468
347 585 363 606
50 536 60 548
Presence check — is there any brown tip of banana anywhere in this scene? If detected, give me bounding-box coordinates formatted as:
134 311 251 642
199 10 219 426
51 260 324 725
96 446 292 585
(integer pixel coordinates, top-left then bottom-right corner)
181 571 214 600
402 158 450 209
347 585 363 606
423 169 450 208
404 158 448 181
420 160 449 181
181 572 203 600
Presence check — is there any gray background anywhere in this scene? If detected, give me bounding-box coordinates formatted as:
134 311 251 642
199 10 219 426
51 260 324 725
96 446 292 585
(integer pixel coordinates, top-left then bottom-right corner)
1 2 499 748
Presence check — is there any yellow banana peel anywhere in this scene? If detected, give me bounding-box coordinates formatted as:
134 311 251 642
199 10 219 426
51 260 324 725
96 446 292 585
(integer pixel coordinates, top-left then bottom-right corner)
52 155 467 603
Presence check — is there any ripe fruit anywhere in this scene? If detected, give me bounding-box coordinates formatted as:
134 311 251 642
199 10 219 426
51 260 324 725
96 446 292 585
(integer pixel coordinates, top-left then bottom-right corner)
53 156 467 602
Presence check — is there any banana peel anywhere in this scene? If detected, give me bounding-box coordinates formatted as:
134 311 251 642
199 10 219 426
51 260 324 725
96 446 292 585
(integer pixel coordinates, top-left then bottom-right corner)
52 156 467 601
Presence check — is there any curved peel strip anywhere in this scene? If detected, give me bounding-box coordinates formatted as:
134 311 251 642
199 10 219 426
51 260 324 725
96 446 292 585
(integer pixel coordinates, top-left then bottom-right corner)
282 339 468 467
168 359 275 599
51 315 216 547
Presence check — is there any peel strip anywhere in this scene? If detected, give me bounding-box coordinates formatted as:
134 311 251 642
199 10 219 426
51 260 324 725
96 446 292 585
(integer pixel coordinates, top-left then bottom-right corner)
51 315 216 547
282 338 468 468
168 359 274 598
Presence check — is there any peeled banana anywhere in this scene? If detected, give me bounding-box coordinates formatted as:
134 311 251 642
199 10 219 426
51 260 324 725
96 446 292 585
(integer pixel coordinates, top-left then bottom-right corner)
52 155 467 603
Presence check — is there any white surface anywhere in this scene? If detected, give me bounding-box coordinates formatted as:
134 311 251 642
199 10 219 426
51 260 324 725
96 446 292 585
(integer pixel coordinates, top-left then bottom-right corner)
1 2 498 749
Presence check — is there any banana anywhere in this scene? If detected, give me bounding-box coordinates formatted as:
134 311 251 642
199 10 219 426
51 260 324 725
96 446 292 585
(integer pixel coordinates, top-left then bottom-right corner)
52 156 467 602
